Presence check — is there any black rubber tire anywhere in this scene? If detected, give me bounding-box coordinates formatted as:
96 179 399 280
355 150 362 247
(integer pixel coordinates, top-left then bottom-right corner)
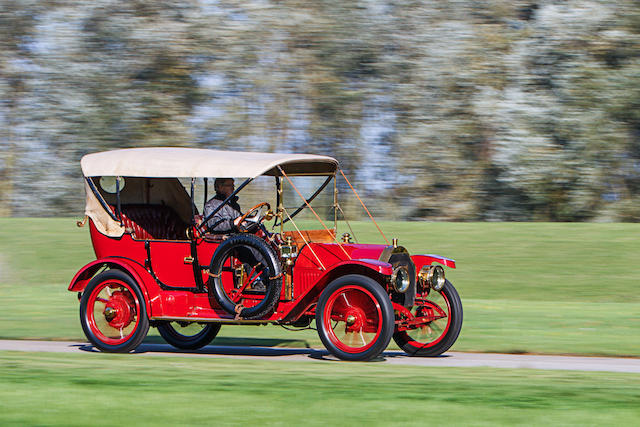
393 279 463 357
80 270 150 353
157 322 221 350
208 234 282 319
316 274 394 361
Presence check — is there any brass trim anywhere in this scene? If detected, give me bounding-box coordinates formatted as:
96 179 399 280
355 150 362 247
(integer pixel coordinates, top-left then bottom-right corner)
378 245 409 263
104 307 117 322
391 265 411 293
333 173 338 230
418 265 446 290
283 271 293 300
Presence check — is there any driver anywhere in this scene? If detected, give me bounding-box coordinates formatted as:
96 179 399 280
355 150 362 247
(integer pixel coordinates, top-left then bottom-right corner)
204 177 267 291
203 178 243 233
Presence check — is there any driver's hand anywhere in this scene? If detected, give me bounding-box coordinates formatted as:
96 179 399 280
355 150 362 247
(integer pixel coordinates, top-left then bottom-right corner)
233 217 242 227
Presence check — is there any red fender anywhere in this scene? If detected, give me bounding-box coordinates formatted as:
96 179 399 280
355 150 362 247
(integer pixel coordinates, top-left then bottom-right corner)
411 254 456 271
282 258 393 322
68 257 161 317
325 258 394 276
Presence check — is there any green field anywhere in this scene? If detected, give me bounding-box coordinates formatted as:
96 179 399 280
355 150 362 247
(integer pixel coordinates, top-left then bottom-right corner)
1 218 638 356
1 352 639 426
1 218 639 425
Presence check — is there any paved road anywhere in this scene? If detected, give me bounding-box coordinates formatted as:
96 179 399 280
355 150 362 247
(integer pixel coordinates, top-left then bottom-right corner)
1 339 639 373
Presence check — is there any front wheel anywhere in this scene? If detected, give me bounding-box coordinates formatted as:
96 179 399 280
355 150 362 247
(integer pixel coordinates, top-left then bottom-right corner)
80 270 149 353
316 275 394 361
157 322 221 350
393 279 462 357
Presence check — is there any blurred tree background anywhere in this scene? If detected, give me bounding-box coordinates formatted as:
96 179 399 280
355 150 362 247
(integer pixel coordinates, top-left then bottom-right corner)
0 0 638 221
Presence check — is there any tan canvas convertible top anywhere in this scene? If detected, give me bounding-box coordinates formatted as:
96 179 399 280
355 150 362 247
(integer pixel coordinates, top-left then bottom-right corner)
82 147 338 237
81 147 338 178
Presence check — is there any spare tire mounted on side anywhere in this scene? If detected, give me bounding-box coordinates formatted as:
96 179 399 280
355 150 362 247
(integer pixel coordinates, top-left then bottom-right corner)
208 234 282 320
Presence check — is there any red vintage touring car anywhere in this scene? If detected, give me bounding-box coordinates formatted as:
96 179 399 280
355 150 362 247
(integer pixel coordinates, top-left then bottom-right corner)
69 147 462 361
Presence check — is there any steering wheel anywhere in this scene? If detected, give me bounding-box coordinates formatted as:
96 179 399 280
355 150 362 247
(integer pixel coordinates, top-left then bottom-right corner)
236 202 272 233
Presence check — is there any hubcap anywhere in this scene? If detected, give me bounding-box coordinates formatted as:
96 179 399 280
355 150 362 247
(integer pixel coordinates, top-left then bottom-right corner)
104 307 117 322
343 308 365 332
102 291 135 329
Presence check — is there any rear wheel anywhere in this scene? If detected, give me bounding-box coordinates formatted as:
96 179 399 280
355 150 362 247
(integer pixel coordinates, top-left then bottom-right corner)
80 270 149 353
316 275 394 361
393 279 462 357
157 322 221 350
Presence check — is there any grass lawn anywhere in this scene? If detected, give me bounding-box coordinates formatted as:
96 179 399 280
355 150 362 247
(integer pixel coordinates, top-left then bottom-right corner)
1 351 639 426
0 218 639 356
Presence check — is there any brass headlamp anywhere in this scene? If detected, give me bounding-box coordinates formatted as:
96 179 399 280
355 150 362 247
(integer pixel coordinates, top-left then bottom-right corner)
418 265 446 291
391 266 411 293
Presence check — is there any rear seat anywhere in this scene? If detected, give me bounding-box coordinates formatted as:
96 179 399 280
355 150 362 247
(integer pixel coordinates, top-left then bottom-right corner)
112 204 189 240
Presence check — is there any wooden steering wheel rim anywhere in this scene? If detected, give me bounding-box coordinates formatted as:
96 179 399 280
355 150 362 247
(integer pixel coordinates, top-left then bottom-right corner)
236 202 271 231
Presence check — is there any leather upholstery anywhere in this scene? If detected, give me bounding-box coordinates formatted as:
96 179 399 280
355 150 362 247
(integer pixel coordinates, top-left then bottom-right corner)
112 204 189 240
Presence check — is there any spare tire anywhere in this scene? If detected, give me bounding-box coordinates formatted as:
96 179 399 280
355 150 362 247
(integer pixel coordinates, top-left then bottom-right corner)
208 234 282 319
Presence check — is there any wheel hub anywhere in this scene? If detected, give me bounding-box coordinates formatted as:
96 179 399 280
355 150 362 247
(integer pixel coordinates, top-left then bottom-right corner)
103 291 135 329
344 307 365 332
104 307 117 322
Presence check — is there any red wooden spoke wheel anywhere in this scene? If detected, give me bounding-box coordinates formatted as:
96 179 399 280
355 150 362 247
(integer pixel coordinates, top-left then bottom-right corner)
80 270 149 353
393 279 463 357
316 275 394 361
